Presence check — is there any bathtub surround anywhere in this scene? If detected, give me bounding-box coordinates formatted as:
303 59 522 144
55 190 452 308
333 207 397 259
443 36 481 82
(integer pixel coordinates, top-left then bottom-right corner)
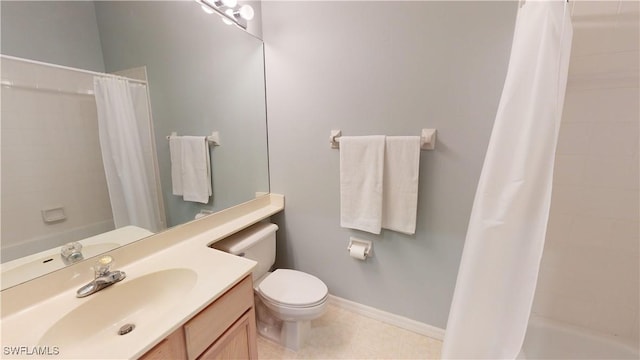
532 0 640 349
262 1 518 330
1 57 115 262
442 1 573 357
521 315 639 359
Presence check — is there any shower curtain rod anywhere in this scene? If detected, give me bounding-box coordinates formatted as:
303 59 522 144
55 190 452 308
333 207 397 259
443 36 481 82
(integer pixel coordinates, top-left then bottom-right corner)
0 77 150 97
1 55 149 85
0 80 95 96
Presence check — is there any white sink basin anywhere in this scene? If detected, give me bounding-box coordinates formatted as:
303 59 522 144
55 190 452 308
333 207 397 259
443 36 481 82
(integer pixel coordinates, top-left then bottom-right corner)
39 268 197 350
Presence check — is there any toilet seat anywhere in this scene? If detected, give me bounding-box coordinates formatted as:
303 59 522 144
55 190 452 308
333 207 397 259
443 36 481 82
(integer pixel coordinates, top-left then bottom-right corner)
258 269 328 308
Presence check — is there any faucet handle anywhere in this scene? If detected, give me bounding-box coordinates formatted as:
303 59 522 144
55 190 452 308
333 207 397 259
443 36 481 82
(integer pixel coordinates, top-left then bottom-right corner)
94 255 113 277
61 242 84 264
61 241 82 255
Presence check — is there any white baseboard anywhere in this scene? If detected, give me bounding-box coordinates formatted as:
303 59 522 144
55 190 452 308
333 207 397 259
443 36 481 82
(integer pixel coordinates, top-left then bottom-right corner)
328 295 446 341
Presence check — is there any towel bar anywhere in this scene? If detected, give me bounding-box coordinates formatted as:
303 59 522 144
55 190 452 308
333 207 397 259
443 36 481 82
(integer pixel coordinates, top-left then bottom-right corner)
329 129 436 150
166 131 220 146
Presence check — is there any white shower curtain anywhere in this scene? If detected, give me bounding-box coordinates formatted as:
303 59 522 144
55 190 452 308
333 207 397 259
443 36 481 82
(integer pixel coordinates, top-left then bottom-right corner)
441 1 572 358
94 77 164 233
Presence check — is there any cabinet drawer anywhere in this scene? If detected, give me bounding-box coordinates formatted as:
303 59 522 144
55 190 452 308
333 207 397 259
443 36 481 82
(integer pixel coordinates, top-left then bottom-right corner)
139 327 187 360
184 275 253 360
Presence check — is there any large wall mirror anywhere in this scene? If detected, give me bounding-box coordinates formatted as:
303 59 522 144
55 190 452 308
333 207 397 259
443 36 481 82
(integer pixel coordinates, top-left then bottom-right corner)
0 1 269 289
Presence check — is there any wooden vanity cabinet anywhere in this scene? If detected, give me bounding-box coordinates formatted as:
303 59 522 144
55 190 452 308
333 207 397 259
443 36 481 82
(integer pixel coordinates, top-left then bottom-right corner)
197 308 257 359
139 275 257 360
139 328 187 360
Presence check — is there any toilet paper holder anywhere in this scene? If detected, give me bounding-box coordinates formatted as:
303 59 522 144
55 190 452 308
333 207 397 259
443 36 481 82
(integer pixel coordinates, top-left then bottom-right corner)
347 237 372 258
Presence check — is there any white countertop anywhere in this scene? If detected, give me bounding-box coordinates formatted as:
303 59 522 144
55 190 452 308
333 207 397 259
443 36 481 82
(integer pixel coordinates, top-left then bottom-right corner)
0 194 284 359
1 244 255 359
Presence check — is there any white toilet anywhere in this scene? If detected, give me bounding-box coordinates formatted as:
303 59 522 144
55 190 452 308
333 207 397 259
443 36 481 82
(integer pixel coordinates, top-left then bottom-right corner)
213 222 328 351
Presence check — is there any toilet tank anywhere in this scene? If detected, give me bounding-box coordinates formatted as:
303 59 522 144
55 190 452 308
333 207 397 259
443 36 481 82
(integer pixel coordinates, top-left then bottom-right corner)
212 222 278 280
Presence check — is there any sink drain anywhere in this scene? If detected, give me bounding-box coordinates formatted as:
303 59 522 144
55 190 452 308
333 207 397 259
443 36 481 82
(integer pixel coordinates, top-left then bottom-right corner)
118 324 135 336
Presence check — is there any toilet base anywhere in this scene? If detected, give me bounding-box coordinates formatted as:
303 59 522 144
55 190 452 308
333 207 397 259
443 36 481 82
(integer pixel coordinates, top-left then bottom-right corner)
282 320 311 351
257 318 311 351
255 294 316 351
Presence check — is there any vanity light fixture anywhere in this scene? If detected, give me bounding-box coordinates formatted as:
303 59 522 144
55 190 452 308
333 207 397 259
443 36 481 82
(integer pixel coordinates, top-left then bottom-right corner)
195 0 254 30
223 9 235 25
213 0 237 8
232 5 255 21
200 4 215 14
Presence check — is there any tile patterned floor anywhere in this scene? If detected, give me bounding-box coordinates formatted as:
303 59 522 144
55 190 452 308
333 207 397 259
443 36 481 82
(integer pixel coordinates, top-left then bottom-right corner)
257 304 442 359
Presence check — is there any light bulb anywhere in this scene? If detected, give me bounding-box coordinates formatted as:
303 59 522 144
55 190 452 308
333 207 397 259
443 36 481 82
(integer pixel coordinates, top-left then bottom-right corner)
223 9 235 25
238 4 254 20
201 4 214 14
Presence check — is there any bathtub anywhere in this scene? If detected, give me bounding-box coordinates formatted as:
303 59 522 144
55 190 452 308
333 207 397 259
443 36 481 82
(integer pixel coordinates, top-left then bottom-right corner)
519 315 639 359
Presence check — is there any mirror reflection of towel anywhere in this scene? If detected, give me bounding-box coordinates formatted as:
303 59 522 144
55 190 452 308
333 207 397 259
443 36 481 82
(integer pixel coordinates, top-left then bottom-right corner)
170 136 212 204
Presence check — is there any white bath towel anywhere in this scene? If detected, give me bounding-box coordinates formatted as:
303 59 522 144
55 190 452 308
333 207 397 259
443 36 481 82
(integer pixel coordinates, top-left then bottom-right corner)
169 136 212 204
382 136 421 234
340 136 385 234
169 135 183 196
181 136 211 203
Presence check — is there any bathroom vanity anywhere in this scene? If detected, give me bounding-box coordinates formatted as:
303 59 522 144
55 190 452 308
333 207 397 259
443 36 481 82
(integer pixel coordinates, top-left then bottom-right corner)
0 195 283 359
141 275 256 360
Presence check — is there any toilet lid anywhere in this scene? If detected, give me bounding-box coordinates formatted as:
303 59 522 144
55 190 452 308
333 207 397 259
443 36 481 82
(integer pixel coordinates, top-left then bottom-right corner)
258 269 328 307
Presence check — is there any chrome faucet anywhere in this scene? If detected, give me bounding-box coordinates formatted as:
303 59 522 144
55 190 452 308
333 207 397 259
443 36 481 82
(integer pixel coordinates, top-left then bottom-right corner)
61 242 84 265
76 256 126 298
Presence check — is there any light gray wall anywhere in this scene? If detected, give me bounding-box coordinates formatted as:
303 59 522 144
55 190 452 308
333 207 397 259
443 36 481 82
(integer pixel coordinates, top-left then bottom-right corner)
262 1 517 328
94 1 269 227
0 1 105 72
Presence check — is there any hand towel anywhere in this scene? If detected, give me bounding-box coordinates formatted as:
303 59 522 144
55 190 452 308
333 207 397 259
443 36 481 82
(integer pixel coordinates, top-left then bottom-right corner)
180 136 212 204
382 136 421 234
169 135 183 196
340 135 385 234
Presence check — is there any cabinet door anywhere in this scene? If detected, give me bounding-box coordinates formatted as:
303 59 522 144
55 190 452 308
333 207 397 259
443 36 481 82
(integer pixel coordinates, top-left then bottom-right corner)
139 327 187 360
185 276 253 359
198 308 258 360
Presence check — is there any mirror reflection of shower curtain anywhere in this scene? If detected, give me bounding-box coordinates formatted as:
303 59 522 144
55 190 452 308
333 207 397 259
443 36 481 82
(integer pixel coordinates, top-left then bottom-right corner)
94 77 164 233
442 1 572 359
